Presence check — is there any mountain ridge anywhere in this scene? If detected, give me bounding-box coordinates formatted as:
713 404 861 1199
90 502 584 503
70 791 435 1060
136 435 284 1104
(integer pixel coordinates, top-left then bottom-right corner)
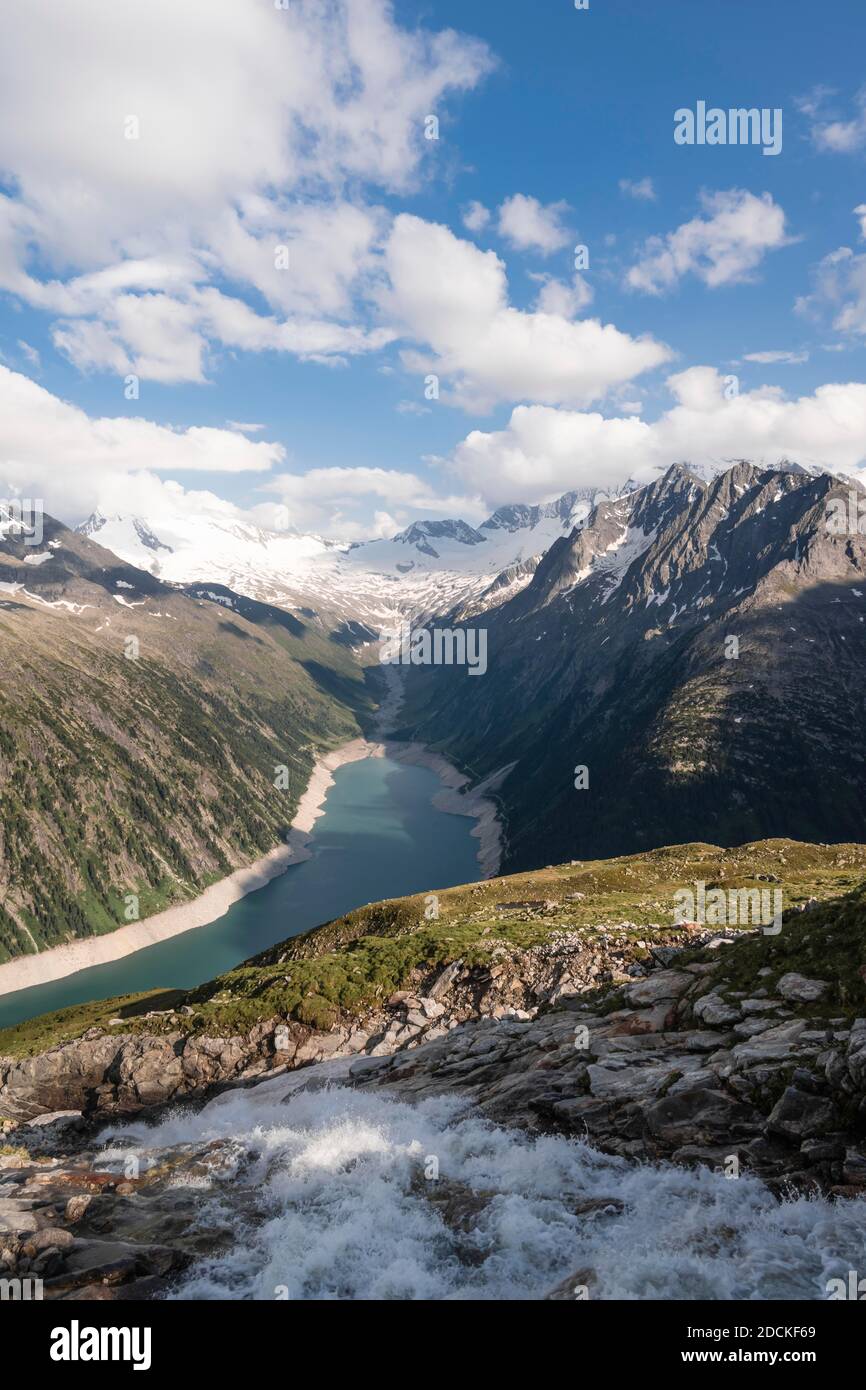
397 461 866 869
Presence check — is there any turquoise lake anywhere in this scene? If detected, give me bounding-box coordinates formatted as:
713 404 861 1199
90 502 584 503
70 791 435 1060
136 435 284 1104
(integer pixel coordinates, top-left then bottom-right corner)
0 754 482 1030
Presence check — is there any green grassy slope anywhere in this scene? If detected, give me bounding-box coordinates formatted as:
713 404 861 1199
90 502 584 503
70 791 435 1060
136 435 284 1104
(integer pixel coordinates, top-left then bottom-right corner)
0 517 372 961
3 837 865 1058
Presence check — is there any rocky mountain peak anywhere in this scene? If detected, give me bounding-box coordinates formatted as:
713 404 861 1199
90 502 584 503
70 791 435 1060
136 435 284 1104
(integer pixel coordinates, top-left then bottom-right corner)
392 519 487 550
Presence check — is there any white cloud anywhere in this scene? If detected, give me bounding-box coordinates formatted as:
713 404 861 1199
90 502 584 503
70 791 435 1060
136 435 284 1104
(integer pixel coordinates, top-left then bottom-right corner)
855 204 866 240
461 201 491 234
795 85 837 121
227 421 266 435
0 0 493 380
262 464 483 537
619 177 656 202
807 88 866 153
441 367 866 504
53 293 208 383
626 190 790 295
0 363 478 541
496 195 571 255
797 245 866 338
16 340 40 368
0 365 283 518
381 214 670 412
742 350 809 365
531 273 594 317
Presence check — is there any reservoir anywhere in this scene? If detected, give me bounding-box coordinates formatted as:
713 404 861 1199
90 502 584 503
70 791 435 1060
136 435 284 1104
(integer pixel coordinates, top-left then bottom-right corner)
0 754 482 1030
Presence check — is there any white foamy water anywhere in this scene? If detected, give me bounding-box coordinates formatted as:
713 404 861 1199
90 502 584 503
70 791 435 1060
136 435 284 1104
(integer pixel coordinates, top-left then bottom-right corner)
99 1065 866 1301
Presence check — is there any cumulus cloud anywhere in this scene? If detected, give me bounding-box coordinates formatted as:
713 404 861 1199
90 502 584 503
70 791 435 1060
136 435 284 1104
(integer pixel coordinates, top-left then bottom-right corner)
0 365 283 518
261 464 484 537
440 367 866 504
619 177 656 202
0 364 482 540
0 0 493 380
381 214 670 412
531 273 594 317
626 190 790 295
496 194 571 255
461 201 491 234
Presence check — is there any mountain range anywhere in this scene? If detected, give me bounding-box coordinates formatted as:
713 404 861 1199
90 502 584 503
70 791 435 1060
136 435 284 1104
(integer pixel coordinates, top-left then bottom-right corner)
77 486 613 627
396 461 866 870
4 458 866 963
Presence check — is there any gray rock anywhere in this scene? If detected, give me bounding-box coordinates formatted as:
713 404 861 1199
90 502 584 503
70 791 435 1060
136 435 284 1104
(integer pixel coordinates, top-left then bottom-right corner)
419 997 445 1020
776 973 829 1004
766 1087 836 1140
427 960 463 1001
645 1088 762 1144
680 1031 730 1052
842 1148 866 1185
624 972 693 1007
26 1226 75 1253
730 1020 810 1065
732 1017 777 1038
692 995 742 1027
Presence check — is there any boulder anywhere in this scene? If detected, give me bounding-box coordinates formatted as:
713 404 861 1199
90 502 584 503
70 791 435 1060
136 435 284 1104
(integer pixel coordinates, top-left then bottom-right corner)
766 1087 837 1141
645 1087 762 1145
624 972 693 1007
776 973 829 1004
692 994 742 1027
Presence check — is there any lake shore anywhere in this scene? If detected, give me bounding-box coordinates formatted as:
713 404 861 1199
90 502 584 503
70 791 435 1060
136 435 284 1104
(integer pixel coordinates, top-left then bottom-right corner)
372 665 510 878
0 725 507 999
383 742 511 879
0 738 374 1000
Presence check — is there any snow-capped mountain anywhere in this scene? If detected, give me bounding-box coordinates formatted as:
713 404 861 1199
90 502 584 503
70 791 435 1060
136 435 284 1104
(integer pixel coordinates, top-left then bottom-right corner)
398 460 866 872
76 486 618 627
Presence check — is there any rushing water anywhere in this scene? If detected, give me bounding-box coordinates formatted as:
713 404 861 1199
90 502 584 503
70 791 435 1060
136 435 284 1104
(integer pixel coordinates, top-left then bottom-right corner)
0 754 482 1029
100 1063 866 1301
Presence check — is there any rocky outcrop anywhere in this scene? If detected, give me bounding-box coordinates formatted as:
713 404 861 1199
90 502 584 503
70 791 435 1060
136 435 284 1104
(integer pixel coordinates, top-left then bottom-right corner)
3 928 865 1299
0 922 728 1122
347 970 866 1196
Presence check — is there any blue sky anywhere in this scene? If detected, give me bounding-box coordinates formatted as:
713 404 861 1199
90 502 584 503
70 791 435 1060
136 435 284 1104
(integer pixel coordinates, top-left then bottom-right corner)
1 0 865 536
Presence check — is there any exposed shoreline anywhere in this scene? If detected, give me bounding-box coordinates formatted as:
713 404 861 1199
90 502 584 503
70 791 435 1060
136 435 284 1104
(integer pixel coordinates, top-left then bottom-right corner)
0 715 507 1000
384 741 511 879
371 664 510 878
0 738 375 1001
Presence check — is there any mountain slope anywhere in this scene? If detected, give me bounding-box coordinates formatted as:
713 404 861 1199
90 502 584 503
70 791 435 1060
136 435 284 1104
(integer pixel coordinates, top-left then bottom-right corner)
397 462 866 870
0 514 371 962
